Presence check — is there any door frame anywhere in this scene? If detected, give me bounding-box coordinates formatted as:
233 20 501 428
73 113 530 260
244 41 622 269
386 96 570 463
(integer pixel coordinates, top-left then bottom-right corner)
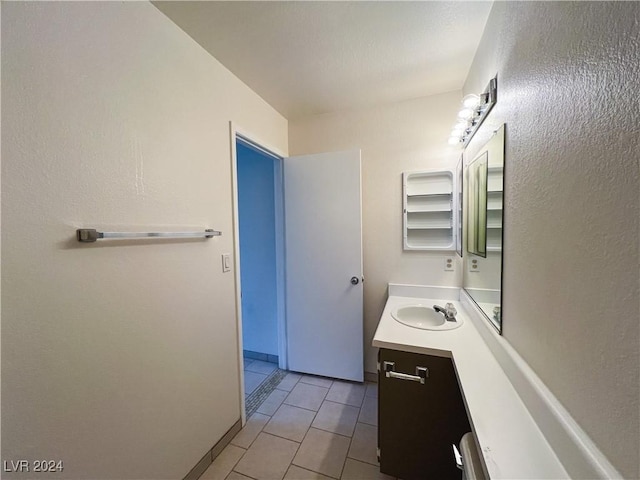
229 122 287 425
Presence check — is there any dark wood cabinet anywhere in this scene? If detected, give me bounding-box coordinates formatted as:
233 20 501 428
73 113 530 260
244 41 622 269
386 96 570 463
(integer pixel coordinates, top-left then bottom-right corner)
378 348 471 480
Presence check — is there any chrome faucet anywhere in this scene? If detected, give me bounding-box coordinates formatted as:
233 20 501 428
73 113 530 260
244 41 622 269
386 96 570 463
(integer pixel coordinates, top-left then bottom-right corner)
433 303 457 322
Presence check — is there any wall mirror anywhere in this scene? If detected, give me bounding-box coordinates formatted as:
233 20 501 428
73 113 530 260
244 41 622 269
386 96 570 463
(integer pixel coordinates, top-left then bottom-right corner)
463 125 505 332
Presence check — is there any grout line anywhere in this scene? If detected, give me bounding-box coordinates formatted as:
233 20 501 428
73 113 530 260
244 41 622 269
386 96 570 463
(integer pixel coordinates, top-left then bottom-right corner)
339 424 356 480
226 444 248 479
310 425 357 439
298 377 335 388
281 403 323 413
258 430 304 447
346 456 380 468
244 373 380 480
357 420 377 427
286 430 305 479
231 468 258 480
287 408 322 476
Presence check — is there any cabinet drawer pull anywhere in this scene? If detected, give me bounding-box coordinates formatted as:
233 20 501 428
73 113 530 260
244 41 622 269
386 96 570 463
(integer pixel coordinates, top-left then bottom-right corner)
383 361 429 384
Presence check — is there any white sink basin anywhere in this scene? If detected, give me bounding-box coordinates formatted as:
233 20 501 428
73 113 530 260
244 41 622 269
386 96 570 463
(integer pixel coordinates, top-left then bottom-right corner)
391 304 463 331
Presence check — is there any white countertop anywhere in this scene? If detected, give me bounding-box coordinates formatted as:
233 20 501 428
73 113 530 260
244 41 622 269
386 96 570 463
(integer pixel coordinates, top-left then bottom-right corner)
373 285 567 479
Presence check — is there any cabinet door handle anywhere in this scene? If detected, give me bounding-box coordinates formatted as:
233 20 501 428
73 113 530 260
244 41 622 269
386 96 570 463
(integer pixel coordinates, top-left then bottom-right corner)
383 361 429 384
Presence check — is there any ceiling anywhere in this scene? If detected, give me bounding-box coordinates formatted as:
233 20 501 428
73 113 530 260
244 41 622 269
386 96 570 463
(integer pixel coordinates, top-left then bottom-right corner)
154 1 493 120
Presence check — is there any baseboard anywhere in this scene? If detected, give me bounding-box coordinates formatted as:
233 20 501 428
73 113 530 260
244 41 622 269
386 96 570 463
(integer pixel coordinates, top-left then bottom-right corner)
244 349 278 365
364 371 377 383
183 419 242 480
460 290 621 479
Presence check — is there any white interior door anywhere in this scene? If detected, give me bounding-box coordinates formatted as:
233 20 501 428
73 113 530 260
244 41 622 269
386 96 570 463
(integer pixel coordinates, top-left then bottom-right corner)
284 150 363 382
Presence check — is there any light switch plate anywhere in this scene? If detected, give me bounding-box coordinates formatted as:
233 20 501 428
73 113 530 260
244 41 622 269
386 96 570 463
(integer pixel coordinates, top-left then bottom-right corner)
222 254 231 273
444 257 454 271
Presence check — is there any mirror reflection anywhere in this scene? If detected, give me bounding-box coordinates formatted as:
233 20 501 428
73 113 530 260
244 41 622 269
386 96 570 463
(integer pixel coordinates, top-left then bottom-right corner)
463 125 505 331
467 152 488 257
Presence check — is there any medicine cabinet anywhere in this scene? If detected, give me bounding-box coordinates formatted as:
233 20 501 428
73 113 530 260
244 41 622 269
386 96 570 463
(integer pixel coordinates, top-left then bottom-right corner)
402 169 457 251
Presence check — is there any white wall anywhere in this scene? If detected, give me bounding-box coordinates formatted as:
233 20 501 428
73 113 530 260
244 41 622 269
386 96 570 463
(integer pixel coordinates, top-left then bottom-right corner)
462 2 639 477
1 3 287 478
289 92 462 374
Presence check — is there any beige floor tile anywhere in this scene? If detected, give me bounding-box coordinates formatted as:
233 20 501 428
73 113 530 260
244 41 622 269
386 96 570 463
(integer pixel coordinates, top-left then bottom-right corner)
257 389 290 416
277 373 303 392
325 381 366 407
299 375 334 388
264 404 317 442
357 396 377 426
201 444 246 480
284 382 329 411
293 428 351 479
312 400 360 437
245 371 269 395
284 465 333 480
225 472 253 480
246 360 278 375
231 413 271 449
347 423 378 466
365 382 378 398
340 459 394 480
234 432 300 480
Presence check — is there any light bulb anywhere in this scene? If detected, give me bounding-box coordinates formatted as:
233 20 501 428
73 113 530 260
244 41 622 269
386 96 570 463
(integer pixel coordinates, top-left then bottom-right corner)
457 108 474 120
452 124 467 135
462 94 480 109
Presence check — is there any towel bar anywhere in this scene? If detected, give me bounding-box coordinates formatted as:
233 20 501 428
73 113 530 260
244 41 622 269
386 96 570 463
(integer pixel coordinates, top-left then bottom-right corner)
76 228 221 242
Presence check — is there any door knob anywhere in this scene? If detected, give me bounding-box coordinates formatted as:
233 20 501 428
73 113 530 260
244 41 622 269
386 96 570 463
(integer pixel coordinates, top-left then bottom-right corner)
350 276 360 285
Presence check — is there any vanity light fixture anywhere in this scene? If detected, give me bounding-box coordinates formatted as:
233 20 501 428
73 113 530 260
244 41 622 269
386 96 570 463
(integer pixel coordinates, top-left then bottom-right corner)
448 77 497 147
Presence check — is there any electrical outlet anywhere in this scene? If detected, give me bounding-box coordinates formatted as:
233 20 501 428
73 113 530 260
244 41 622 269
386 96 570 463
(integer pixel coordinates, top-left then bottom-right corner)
444 257 454 271
469 258 480 273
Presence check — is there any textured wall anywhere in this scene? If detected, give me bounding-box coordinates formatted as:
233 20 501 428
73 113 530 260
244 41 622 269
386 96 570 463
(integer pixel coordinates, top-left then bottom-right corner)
1 3 287 478
462 2 639 477
289 92 462 374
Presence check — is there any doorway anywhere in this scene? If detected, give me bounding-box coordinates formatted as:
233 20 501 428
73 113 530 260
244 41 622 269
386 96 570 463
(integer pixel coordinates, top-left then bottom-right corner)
231 127 287 423
236 139 279 368
231 124 364 423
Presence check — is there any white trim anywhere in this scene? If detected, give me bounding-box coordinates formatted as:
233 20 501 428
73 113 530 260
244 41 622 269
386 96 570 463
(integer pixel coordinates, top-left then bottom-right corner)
460 289 622 479
233 126 287 160
229 122 246 427
236 134 282 160
229 122 288 425
273 158 287 370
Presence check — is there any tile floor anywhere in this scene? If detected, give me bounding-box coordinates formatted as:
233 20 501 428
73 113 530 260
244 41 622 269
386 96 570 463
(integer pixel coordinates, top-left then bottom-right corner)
202 372 393 480
244 358 279 397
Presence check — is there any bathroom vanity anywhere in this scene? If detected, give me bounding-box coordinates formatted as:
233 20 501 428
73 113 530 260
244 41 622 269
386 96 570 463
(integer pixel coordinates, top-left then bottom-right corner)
378 348 470 479
373 284 568 479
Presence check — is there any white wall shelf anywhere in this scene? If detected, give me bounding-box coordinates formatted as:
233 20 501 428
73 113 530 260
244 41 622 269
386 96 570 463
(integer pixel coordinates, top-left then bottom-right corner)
486 167 503 251
403 169 456 251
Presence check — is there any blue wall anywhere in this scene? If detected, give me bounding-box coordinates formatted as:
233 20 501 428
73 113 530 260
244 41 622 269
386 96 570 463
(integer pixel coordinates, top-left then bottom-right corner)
237 141 278 356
